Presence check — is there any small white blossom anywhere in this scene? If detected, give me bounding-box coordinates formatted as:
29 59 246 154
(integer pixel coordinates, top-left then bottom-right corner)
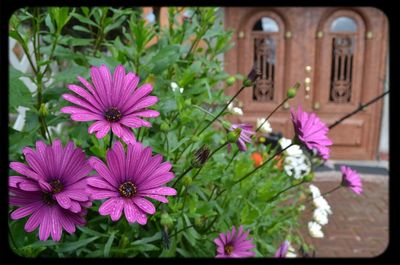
279 137 303 156
309 184 321 199
256 118 272 134
284 155 311 179
227 102 244 116
313 207 329 225
171 82 184 93
308 221 324 238
313 196 332 215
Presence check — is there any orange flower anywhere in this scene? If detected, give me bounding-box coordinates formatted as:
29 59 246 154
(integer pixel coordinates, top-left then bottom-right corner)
274 154 284 170
251 152 263 167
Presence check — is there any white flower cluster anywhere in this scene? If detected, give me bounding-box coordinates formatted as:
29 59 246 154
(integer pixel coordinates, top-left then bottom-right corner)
171 82 184 93
256 118 272 134
307 184 332 238
279 138 311 179
227 102 243 116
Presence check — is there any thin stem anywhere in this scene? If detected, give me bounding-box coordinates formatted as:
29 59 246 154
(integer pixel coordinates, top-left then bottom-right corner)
165 132 170 160
224 149 240 170
40 115 52 144
169 224 194 239
307 185 342 203
109 131 114 149
171 166 194 188
173 112 207 164
232 144 293 186
329 90 390 129
197 86 246 136
192 105 226 125
266 180 306 203
92 8 108 56
256 97 289 132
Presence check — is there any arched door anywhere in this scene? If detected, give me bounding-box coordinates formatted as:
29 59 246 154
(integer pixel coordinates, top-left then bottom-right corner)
224 7 388 160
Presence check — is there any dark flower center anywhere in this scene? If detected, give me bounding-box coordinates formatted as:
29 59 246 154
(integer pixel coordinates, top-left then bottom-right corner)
224 244 234 255
104 107 122 122
42 193 56 205
50 179 63 194
118 181 137 198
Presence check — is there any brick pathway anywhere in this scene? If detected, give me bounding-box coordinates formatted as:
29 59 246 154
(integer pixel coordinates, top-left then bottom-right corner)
299 172 388 257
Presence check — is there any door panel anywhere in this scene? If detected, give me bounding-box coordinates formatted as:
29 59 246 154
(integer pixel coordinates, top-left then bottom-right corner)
224 7 387 160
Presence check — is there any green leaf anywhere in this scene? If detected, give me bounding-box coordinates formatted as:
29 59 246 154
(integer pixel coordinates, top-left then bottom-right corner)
131 232 161 245
71 13 99 28
57 236 99 252
9 67 33 111
104 232 115 257
72 25 92 34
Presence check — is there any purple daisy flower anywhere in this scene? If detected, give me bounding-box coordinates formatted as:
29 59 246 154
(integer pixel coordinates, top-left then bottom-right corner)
61 64 160 144
214 226 256 258
87 141 176 224
275 240 290 257
9 140 92 214
341 166 363 194
9 186 86 241
228 123 255 152
290 105 333 160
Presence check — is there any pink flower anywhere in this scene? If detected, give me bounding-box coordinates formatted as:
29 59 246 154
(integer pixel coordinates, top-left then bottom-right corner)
341 166 363 194
290 105 332 160
275 240 290 257
9 140 92 214
214 226 256 258
61 64 160 144
87 141 176 224
9 187 86 241
228 123 255 152
9 139 91 241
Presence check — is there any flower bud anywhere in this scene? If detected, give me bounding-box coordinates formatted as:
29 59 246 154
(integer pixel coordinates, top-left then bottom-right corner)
39 103 48 117
246 68 261 83
160 122 170 131
191 146 210 168
243 78 253 87
227 128 242 143
182 175 192 186
226 76 236 86
287 82 300 98
160 213 174 228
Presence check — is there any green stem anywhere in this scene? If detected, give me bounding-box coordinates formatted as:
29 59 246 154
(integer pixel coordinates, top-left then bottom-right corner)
171 166 194 188
165 132 170 160
109 131 114 149
255 97 289 132
266 180 306 203
224 149 240 170
40 115 52 145
92 8 108 56
232 143 293 186
307 185 342 203
197 86 246 136
173 112 207 164
329 90 390 130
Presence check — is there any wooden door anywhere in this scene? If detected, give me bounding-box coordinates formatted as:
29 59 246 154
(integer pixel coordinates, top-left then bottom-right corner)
224 7 388 160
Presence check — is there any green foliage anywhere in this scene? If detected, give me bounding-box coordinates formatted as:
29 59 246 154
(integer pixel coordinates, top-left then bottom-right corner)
8 6 313 258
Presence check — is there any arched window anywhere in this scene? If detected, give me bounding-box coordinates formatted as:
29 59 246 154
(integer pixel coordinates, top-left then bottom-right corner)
251 16 280 101
330 17 357 32
329 16 358 103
